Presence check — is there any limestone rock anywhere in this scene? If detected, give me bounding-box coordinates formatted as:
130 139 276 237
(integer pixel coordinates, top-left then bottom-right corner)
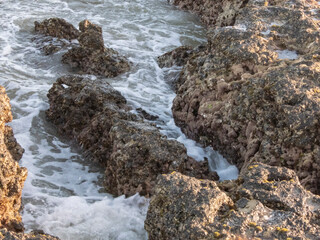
34 18 79 40
62 20 130 77
46 75 217 197
168 0 320 194
0 86 27 232
145 163 320 239
169 0 247 27
0 228 60 240
157 46 194 68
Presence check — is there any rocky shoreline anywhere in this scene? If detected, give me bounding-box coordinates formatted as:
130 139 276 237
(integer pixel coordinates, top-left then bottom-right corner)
1 0 320 238
168 0 320 195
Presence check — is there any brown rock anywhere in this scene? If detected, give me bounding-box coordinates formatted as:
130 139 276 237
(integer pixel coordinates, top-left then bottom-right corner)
34 18 79 40
62 20 130 77
46 75 217 197
167 0 320 194
0 86 27 232
145 163 320 239
169 0 248 27
0 228 60 240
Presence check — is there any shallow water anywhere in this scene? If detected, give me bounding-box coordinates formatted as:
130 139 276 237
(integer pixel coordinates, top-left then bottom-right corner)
0 0 237 239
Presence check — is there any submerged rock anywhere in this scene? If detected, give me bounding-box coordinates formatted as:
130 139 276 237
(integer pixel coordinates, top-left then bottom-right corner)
145 163 320 239
0 86 27 232
62 20 130 77
46 75 217 197
167 0 320 194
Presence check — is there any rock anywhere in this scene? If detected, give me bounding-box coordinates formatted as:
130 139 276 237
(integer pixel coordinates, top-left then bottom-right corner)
33 18 79 55
136 108 159 121
167 0 320 194
0 228 60 240
157 46 194 68
0 86 27 232
145 163 320 239
168 0 248 27
46 75 217 197
62 20 130 77
34 18 79 40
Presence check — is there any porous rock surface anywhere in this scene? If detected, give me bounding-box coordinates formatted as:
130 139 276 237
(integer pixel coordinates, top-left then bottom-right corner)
34 18 80 40
0 86 27 232
0 228 59 240
166 0 320 194
62 20 130 77
34 19 130 77
46 75 217 197
145 163 320 239
0 229 60 240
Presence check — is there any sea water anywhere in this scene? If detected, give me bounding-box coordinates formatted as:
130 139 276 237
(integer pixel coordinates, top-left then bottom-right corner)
0 0 237 239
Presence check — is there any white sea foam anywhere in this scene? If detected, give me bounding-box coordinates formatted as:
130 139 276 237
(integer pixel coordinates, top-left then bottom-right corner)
0 0 237 238
276 49 299 59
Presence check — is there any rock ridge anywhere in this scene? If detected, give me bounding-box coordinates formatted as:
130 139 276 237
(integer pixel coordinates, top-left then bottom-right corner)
46 75 218 197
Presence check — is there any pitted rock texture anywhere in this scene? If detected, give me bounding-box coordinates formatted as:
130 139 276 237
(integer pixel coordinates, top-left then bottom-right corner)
0 228 60 240
62 20 130 77
34 19 130 77
46 75 217 197
167 0 320 194
0 86 27 232
169 0 248 27
145 163 320 239
34 18 80 40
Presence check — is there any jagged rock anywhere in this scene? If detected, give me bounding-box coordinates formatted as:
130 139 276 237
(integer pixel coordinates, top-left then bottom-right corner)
46 75 217 197
145 163 320 239
0 228 60 240
169 0 248 27
62 20 130 77
0 86 27 232
157 46 194 68
136 108 159 121
34 18 79 40
167 0 320 194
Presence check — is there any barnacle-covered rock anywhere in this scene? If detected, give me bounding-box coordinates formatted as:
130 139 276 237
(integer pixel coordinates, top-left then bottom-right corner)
145 163 320 239
62 20 130 77
34 18 79 40
46 75 217 197
0 86 27 232
167 0 320 194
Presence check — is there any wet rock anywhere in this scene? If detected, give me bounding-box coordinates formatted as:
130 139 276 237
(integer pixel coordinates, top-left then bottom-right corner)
0 228 60 240
0 86 27 231
157 46 194 68
169 0 248 27
145 163 320 239
46 75 217 197
33 18 79 55
34 18 79 40
168 0 320 194
136 108 159 121
62 20 130 77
